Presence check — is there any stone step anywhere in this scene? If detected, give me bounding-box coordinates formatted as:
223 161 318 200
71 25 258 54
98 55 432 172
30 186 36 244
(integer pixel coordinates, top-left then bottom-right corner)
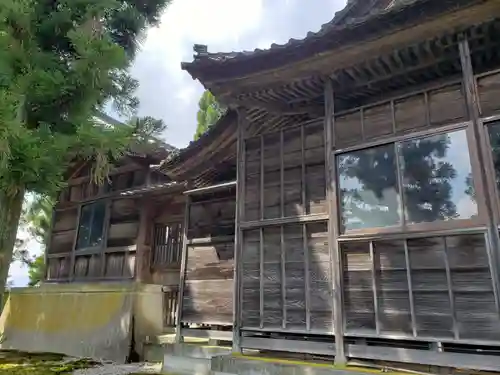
161 343 232 375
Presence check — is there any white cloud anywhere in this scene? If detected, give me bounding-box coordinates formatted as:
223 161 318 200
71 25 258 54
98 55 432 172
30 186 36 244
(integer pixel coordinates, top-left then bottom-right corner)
129 0 347 148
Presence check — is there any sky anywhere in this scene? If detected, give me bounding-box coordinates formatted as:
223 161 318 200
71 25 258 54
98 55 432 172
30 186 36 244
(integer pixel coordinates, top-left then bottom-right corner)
8 0 347 287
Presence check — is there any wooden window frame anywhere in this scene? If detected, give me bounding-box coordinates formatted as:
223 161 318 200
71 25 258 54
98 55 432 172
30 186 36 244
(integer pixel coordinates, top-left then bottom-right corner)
74 200 108 252
334 121 486 238
477 116 500 226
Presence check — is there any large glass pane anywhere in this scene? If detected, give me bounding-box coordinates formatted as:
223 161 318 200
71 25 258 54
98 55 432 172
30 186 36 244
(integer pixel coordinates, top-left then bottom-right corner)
338 144 401 231
76 204 93 249
401 129 477 224
89 202 106 247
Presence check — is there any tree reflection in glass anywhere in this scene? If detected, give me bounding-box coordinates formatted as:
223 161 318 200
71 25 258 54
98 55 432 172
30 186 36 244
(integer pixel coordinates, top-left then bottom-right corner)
401 130 476 224
338 129 476 232
338 144 401 231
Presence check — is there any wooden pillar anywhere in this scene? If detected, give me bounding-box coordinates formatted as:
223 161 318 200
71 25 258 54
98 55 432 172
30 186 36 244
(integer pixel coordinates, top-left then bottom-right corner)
135 198 153 282
43 207 57 282
175 195 191 343
324 79 346 364
459 37 500 309
232 107 246 352
99 200 112 277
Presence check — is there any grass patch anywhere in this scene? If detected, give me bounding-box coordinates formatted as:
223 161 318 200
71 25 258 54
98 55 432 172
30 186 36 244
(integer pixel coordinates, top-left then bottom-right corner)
0 350 97 374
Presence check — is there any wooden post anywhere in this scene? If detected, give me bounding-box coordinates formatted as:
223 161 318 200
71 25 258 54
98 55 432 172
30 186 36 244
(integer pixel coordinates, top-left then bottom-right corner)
459 37 500 309
175 195 191 343
403 240 417 337
324 78 346 364
99 199 112 278
232 107 247 352
43 207 57 282
135 198 152 282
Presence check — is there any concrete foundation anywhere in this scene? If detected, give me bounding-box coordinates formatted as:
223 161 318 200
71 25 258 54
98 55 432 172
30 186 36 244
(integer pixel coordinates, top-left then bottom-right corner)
0 282 164 363
161 343 232 375
158 342 413 375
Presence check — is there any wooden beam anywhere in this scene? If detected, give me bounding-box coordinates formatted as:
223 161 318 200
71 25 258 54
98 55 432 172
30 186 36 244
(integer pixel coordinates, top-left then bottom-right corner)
183 181 236 195
221 95 324 117
232 107 246 352
241 337 335 356
459 37 500 311
175 196 191 343
324 78 346 364
240 213 329 230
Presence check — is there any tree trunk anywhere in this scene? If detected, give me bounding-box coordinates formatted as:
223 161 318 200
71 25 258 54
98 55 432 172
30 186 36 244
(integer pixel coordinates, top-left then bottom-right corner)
0 187 25 309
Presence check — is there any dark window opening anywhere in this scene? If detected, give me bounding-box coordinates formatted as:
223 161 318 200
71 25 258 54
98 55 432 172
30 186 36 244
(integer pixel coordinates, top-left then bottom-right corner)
76 201 106 249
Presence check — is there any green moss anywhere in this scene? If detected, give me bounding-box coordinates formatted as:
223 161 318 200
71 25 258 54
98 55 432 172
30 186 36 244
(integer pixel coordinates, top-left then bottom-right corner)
0 351 96 374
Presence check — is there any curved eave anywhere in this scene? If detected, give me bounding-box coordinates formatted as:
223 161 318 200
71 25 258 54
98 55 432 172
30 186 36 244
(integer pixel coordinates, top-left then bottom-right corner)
181 0 486 87
160 109 238 182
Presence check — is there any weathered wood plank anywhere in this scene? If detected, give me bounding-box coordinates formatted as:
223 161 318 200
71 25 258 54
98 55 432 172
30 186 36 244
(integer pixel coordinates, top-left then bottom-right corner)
108 222 139 240
182 279 233 325
185 244 234 280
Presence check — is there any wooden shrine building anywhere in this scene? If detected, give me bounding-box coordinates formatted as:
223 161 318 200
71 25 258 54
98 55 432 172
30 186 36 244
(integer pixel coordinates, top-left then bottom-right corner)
43 0 500 371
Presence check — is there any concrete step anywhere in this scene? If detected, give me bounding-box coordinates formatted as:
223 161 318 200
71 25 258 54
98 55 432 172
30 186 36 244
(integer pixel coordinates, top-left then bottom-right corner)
211 355 411 375
161 343 232 375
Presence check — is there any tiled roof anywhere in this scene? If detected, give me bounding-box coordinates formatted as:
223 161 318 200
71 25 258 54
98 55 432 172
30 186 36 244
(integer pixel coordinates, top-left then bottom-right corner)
181 0 417 68
181 0 482 84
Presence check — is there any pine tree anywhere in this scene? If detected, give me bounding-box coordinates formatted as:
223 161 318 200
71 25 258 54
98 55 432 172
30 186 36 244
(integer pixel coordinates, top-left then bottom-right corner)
0 0 171 302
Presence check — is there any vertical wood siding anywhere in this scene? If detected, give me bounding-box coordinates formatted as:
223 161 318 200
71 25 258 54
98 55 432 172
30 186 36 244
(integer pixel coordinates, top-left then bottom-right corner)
341 232 500 341
181 190 236 326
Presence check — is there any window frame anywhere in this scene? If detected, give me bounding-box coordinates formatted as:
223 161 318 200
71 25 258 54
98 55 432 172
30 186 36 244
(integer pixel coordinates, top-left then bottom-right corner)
75 200 108 252
334 121 486 237
479 116 500 226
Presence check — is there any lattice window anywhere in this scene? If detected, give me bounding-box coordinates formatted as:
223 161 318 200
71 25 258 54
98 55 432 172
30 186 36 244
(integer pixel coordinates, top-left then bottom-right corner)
152 223 183 267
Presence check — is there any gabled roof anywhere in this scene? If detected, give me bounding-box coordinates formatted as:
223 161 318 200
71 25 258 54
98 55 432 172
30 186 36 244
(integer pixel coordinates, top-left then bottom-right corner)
95 112 177 164
181 0 486 89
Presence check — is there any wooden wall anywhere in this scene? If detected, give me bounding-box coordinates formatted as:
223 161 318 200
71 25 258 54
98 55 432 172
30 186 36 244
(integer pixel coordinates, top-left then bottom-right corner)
236 66 500 355
46 163 149 282
181 189 236 326
342 232 499 340
240 119 331 334
334 82 467 149
150 194 185 287
333 71 500 345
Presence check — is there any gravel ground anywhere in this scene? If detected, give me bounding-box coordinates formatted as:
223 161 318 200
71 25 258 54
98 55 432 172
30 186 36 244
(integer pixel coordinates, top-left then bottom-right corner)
72 362 162 375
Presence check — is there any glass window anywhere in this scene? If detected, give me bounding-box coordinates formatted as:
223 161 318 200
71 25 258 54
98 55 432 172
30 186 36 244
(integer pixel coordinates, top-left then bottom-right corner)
337 129 477 233
400 130 477 224
338 144 401 231
76 202 106 249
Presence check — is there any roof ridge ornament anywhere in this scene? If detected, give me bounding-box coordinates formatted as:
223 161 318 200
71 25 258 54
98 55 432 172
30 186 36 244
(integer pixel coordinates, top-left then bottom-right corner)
193 44 208 59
